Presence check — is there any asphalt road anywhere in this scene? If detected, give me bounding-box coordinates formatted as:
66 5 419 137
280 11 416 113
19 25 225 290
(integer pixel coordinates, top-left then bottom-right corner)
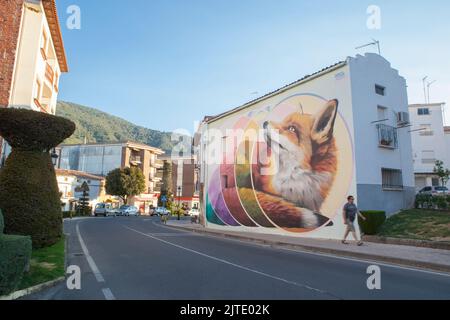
25 216 450 300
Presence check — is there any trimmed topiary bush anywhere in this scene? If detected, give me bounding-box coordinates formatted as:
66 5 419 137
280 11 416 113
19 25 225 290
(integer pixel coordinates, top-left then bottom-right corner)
358 210 386 235
0 209 32 296
0 108 75 248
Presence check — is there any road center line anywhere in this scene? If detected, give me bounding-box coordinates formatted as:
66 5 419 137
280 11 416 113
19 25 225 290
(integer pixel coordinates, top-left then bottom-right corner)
124 225 340 299
102 288 116 300
76 223 105 283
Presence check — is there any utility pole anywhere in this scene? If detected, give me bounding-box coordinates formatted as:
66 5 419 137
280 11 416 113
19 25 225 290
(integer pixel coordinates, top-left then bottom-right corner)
422 76 428 104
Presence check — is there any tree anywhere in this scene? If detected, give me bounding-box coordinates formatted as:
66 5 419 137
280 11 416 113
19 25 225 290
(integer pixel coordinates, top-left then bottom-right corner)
433 160 450 187
0 108 75 248
105 167 146 204
76 181 90 215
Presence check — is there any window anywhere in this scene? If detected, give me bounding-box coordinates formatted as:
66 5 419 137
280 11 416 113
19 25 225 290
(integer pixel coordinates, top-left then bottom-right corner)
421 150 435 164
376 124 398 149
419 124 433 136
418 108 430 115
382 168 403 189
377 106 387 121
375 85 385 96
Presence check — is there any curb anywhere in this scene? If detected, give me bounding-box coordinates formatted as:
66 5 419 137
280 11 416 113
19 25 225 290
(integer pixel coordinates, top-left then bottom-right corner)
363 235 450 251
167 224 450 274
0 277 65 301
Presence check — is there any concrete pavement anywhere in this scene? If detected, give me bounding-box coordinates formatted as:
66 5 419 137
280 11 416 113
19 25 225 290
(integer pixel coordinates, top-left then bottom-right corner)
23 216 450 300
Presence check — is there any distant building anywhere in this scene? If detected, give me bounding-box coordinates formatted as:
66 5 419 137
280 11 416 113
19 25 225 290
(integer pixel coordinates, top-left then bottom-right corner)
409 103 449 190
158 155 200 210
56 169 105 212
57 141 164 212
0 0 68 165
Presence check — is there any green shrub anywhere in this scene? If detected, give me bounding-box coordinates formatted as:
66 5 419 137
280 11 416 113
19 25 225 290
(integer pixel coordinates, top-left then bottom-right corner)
62 211 76 219
0 208 3 234
0 108 75 151
0 210 32 296
0 108 75 249
437 196 448 210
358 210 386 235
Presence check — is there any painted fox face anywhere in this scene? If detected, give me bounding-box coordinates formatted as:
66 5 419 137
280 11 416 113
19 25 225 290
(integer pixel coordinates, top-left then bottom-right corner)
260 99 339 212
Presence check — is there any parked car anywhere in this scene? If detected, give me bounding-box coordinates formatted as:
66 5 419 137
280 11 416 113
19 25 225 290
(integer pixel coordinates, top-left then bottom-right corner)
418 186 449 196
94 203 116 217
187 208 199 217
117 205 139 216
154 207 171 216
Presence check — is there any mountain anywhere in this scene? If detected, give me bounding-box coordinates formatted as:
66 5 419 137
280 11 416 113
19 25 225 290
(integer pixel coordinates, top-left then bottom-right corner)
56 101 181 153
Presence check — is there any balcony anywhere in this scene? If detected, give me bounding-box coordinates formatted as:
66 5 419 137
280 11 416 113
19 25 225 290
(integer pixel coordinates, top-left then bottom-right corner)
377 124 398 149
45 62 54 85
130 155 142 165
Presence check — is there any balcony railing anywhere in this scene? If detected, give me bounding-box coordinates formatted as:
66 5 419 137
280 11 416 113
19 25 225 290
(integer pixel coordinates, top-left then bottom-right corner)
45 62 54 84
130 156 142 164
377 124 398 149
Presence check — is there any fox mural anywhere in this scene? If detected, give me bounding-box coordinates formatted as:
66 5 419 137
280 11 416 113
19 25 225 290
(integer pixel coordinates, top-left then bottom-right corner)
205 94 353 234
253 99 338 230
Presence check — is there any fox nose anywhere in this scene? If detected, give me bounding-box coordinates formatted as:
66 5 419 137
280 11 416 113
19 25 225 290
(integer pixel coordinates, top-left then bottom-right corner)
263 121 269 129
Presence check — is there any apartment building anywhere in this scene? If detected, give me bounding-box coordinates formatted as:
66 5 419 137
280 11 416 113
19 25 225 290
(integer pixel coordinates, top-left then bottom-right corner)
0 0 68 163
158 155 200 210
196 53 415 239
57 141 164 212
409 103 448 190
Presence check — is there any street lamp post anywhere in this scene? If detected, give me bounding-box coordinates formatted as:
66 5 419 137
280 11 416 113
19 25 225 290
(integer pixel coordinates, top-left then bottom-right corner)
51 148 59 167
177 186 181 220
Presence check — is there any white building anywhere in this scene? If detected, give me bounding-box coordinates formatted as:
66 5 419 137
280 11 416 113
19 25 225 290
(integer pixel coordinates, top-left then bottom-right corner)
56 169 106 212
0 0 68 165
409 103 448 190
196 53 415 239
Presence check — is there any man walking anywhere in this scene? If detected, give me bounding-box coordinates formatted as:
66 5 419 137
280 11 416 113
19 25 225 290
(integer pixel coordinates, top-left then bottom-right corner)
342 195 366 246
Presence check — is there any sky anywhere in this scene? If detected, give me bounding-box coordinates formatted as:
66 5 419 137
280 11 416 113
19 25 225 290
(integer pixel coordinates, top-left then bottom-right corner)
56 0 450 133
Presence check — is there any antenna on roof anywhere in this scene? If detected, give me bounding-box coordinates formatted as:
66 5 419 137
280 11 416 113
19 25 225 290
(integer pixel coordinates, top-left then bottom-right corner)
355 38 381 55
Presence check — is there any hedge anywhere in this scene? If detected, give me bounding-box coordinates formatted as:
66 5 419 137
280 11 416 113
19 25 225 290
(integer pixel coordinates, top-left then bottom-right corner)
0 108 75 249
358 210 386 235
415 194 450 210
0 210 32 296
0 108 75 152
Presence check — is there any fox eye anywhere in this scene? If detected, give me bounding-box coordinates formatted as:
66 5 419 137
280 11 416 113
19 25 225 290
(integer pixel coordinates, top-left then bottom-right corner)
288 126 297 133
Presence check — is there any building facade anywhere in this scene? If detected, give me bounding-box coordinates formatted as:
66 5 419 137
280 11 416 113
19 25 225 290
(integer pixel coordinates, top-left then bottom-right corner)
409 103 448 190
158 155 200 210
57 141 164 212
56 169 106 212
0 0 68 164
196 53 415 239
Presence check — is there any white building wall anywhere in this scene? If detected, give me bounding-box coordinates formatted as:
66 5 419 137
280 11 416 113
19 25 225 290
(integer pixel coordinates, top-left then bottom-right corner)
348 54 415 214
409 103 448 189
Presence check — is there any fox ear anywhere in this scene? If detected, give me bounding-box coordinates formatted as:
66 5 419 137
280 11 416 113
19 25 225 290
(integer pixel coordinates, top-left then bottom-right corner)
311 99 338 145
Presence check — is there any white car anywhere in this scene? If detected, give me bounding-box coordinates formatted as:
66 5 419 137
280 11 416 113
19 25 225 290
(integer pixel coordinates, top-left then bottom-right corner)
188 208 199 217
118 205 139 216
155 207 171 216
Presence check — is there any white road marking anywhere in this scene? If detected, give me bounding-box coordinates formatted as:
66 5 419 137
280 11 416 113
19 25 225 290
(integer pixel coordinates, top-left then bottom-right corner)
102 288 116 300
124 225 339 299
76 223 105 283
156 223 450 278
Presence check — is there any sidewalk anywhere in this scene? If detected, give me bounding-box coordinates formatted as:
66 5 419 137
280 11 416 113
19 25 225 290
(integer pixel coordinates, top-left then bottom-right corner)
166 220 450 273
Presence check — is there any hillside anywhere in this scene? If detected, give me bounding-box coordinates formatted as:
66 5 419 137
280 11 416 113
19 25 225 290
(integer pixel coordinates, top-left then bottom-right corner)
56 101 180 153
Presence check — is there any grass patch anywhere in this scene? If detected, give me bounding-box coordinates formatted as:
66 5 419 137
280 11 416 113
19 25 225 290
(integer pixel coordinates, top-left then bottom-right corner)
17 236 65 290
378 209 450 242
